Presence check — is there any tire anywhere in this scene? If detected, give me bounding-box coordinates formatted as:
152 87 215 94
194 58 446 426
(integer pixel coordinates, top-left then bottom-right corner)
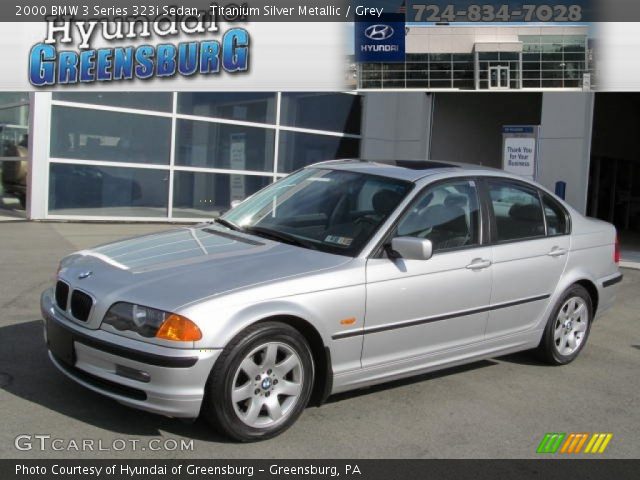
537 284 593 365
202 322 314 442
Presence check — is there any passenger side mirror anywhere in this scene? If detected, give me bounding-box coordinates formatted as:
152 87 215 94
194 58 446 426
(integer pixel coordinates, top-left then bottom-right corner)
390 237 433 261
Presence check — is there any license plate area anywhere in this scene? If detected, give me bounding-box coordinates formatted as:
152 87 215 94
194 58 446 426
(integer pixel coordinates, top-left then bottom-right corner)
46 319 75 367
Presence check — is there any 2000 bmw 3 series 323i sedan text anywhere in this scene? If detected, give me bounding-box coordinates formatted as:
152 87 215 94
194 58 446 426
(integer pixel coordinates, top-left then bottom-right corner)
41 160 623 441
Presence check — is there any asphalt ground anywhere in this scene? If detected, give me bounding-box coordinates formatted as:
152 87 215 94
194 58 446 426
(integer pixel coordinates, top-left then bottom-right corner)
0 222 638 459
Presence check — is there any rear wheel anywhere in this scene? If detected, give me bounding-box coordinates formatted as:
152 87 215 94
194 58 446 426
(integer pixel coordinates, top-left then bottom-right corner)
537 285 593 365
202 322 314 441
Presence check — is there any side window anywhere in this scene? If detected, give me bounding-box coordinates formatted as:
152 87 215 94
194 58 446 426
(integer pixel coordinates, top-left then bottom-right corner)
542 193 569 236
394 180 480 252
487 180 545 242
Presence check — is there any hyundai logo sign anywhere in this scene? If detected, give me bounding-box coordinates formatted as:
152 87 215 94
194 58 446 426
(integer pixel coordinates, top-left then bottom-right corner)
355 14 405 63
364 24 394 41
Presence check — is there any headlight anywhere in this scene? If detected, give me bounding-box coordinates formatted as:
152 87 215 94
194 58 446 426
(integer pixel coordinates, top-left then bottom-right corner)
102 302 202 341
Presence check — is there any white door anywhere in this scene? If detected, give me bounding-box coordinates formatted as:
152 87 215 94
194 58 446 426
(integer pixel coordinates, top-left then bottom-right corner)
489 66 510 90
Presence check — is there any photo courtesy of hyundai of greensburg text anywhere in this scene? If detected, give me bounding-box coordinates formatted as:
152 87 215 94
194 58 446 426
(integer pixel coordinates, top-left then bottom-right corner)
0 1 638 480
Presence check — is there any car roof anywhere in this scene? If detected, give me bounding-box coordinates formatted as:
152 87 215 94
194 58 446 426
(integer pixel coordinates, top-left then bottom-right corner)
309 158 504 182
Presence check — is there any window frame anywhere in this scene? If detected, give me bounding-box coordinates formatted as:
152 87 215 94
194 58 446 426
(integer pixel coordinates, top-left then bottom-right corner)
479 176 569 245
540 191 572 237
371 177 487 259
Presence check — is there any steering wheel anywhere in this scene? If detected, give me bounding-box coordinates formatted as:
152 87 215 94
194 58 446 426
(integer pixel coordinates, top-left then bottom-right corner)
354 214 379 226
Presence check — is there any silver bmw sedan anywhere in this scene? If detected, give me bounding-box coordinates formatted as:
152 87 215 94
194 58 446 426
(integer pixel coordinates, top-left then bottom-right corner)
41 159 623 441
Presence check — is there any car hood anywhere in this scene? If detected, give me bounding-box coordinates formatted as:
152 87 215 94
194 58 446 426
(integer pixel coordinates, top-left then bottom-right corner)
58 224 352 321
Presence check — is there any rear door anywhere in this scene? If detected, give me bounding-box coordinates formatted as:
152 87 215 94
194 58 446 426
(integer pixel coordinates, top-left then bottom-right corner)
483 178 570 338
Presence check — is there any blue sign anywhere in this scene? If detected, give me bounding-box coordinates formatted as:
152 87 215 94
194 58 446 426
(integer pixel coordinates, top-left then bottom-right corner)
503 126 536 134
355 13 405 63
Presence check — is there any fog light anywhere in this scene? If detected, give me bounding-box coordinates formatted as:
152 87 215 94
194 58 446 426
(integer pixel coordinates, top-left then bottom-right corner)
115 365 150 383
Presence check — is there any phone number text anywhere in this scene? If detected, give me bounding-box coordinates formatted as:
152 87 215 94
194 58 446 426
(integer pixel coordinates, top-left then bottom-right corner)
410 4 582 22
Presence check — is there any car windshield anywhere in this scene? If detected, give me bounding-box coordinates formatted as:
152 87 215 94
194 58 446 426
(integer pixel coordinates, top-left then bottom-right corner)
221 168 412 257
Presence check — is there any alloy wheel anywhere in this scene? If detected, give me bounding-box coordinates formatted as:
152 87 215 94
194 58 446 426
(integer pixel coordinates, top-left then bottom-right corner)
231 342 304 428
553 296 589 356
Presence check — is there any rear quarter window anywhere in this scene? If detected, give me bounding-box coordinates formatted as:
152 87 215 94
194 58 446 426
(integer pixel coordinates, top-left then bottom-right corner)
542 193 570 236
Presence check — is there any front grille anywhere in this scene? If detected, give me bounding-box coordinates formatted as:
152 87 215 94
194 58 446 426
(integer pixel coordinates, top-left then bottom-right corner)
70 290 93 322
55 281 69 310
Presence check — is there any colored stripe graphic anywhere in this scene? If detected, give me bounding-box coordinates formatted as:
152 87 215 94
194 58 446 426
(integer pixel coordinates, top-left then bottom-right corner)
536 433 566 453
584 433 613 454
538 433 613 454
560 433 589 454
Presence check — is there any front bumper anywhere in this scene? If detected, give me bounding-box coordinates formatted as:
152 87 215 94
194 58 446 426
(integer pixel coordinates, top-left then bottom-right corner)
41 288 221 418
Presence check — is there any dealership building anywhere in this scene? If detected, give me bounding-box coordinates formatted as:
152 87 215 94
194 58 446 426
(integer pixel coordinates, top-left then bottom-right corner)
0 91 638 256
358 25 592 90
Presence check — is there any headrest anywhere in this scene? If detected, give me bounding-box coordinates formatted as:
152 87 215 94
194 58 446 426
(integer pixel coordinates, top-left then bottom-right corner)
422 204 465 227
372 189 403 216
444 194 468 209
509 203 543 222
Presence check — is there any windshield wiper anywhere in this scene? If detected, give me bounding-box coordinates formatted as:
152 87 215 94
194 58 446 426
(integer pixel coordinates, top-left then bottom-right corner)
243 226 317 250
214 217 243 232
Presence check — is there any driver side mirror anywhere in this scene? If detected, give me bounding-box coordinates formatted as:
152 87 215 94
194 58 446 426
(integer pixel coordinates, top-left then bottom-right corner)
390 237 433 261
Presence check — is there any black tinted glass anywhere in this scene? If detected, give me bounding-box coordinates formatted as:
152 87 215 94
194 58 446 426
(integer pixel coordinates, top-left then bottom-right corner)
488 181 545 242
396 180 480 252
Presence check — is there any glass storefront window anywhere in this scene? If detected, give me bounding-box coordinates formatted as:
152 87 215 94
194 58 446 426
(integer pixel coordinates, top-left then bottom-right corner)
177 92 277 124
53 92 173 112
48 164 168 217
452 54 473 62
175 119 275 172
361 33 587 91
518 34 587 89
0 105 29 129
42 92 361 220
1 159 28 210
523 79 542 88
0 93 29 105
429 54 451 62
50 106 172 164
280 93 362 135
407 70 429 80
0 93 29 216
278 131 360 173
172 171 271 218
0 125 28 157
479 53 500 61
0 93 29 160
406 54 429 62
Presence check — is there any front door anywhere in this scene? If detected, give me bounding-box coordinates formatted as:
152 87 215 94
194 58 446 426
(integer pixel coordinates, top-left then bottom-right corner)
362 179 492 369
489 66 510 90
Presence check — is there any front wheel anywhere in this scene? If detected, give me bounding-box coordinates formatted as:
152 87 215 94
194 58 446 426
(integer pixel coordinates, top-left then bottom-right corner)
537 285 593 365
202 322 314 441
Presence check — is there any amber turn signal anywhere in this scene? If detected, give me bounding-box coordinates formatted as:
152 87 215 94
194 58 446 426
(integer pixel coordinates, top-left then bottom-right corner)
156 314 202 341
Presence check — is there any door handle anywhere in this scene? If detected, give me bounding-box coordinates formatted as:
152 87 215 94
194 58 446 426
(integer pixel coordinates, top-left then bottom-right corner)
548 247 567 257
466 258 492 270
